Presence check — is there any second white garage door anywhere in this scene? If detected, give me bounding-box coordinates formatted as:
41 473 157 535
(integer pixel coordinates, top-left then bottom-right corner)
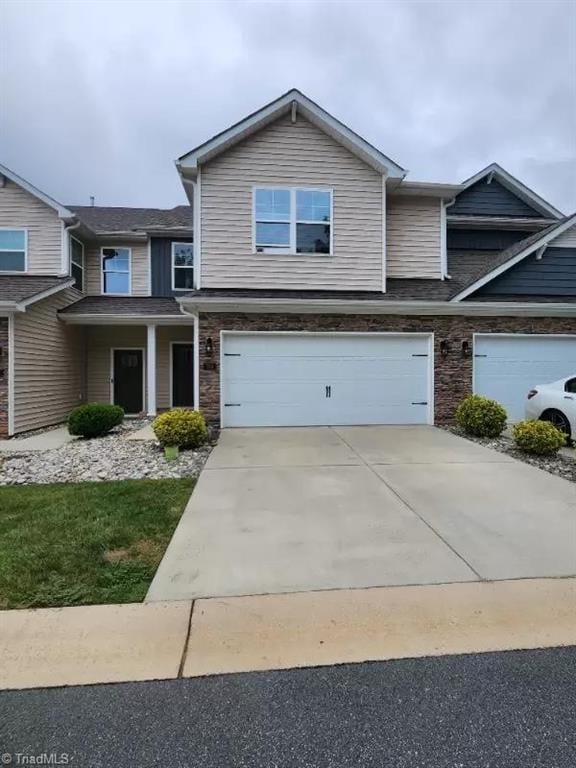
221 333 432 427
474 334 576 421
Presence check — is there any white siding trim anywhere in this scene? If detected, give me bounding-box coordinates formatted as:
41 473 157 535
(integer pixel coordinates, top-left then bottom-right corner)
7 312 15 435
440 200 447 280
451 214 576 301
195 173 202 290
147 238 152 296
381 176 386 292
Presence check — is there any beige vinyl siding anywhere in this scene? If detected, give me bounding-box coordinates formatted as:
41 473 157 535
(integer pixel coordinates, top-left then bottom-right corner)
86 325 193 410
85 241 149 296
13 288 85 433
201 113 383 291
551 224 576 248
386 197 442 279
0 178 63 274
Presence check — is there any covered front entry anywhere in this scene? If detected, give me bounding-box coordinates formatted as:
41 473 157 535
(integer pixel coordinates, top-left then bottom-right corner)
221 332 433 427
474 334 576 421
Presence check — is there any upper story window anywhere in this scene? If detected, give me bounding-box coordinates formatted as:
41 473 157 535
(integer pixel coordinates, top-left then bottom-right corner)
254 187 332 255
70 236 84 292
172 242 194 291
0 228 27 272
101 247 131 295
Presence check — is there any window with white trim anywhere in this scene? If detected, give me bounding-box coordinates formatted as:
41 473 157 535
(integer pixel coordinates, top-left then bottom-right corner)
172 242 194 290
101 247 131 295
70 236 84 291
254 188 332 254
0 229 27 272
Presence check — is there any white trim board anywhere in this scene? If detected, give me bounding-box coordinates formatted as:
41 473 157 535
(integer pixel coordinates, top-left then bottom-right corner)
177 89 406 180
459 162 563 219
7 313 15 436
0 163 75 220
451 214 576 302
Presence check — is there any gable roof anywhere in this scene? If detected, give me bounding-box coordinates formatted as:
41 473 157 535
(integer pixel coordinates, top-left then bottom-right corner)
0 275 75 309
450 214 576 301
458 163 562 219
0 163 75 220
68 205 193 234
177 89 406 181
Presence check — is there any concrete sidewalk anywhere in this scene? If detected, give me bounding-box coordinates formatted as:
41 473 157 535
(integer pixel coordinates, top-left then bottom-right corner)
0 426 75 453
2 577 576 691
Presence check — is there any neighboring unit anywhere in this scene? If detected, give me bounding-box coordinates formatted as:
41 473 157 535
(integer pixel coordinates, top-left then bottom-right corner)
1 89 574 436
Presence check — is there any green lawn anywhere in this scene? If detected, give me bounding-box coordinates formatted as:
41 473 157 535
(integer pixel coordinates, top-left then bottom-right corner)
0 478 194 610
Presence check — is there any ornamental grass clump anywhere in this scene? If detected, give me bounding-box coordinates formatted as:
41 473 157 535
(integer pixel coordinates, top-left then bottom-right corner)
68 403 124 438
455 394 507 438
152 408 209 449
513 419 566 456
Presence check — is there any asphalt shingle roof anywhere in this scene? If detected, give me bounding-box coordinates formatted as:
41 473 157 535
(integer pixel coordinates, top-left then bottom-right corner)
68 205 193 234
59 296 184 316
0 276 73 304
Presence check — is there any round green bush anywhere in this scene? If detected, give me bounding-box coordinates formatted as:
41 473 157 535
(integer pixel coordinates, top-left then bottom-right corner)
152 408 209 449
68 403 124 438
455 394 507 438
513 419 566 456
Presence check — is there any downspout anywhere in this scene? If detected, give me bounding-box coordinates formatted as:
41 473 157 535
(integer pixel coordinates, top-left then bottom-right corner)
442 198 456 280
62 218 82 276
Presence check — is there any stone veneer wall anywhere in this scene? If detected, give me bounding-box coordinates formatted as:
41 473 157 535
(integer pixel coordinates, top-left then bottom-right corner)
197 312 576 424
0 318 8 437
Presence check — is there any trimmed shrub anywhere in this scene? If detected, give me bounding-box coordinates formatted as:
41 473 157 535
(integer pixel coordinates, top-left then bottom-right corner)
513 419 566 456
68 403 124 438
152 408 209 449
455 394 507 438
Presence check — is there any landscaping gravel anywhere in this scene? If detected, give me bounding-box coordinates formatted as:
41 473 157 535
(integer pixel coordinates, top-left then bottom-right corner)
444 426 576 484
0 420 213 486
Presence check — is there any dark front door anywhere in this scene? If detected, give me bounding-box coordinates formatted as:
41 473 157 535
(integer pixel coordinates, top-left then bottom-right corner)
113 349 143 414
172 343 194 407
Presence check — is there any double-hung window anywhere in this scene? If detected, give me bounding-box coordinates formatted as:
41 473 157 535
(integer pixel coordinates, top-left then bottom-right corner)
254 187 332 254
172 242 195 290
70 236 84 291
0 229 27 272
101 247 131 295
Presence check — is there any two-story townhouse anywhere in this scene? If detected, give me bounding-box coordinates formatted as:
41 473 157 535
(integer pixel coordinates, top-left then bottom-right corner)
1 88 575 437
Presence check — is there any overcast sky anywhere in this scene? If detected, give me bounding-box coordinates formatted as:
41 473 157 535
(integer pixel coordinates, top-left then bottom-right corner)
1 0 575 212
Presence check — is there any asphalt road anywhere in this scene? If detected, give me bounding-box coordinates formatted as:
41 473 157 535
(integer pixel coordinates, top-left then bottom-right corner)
2 647 575 768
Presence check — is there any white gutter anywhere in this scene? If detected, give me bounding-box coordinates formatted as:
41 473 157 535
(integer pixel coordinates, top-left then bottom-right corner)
177 296 576 318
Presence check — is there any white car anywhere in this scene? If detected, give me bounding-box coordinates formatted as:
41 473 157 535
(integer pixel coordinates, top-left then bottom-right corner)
525 375 576 443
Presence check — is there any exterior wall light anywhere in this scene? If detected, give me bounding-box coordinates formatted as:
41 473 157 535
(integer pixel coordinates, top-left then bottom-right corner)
461 340 471 358
440 340 450 358
205 337 214 356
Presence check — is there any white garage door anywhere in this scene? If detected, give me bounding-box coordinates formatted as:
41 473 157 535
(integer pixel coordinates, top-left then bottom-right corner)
221 333 432 427
474 335 576 421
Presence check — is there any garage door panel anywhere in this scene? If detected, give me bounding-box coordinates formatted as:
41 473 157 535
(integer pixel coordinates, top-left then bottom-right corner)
474 335 576 422
222 334 432 427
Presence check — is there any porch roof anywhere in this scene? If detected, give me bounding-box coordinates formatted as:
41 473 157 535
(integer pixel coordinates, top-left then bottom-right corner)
58 296 194 324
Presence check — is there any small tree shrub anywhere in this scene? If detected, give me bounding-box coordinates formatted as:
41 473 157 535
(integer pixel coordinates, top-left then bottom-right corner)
152 408 209 449
513 420 566 456
68 403 124 438
455 394 507 438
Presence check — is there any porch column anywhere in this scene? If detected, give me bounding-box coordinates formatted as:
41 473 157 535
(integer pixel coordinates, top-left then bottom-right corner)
146 324 157 416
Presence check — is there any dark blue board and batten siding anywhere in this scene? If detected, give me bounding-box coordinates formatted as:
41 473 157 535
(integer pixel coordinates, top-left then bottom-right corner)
150 237 193 297
447 228 532 251
450 178 546 218
476 247 576 297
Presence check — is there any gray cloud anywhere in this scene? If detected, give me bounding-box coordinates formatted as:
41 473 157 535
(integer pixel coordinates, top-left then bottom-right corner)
1 0 574 212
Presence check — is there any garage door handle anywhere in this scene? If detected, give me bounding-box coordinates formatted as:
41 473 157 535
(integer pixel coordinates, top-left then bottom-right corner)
412 401 428 405
474 354 488 358
325 385 332 398
564 396 574 400
224 403 241 407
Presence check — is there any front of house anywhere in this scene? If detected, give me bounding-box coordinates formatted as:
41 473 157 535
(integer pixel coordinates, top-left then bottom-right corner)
1 89 575 436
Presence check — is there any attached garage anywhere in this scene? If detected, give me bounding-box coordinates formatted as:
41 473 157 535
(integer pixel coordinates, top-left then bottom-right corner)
474 334 576 421
221 333 433 427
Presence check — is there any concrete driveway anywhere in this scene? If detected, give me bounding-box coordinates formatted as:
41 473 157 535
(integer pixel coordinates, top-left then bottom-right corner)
147 426 576 601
